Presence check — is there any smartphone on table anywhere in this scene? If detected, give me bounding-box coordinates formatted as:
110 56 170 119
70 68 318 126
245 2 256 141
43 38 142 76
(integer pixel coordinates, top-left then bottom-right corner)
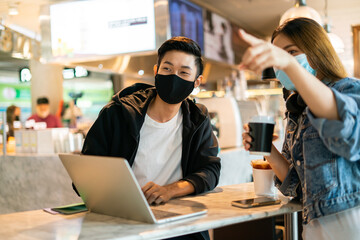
231 197 281 208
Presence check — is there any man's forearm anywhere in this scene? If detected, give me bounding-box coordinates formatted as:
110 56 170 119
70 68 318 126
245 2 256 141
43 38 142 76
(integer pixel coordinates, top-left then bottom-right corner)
165 180 195 199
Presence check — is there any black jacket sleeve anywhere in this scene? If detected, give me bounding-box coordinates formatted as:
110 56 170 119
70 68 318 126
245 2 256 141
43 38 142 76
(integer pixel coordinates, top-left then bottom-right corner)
182 106 221 194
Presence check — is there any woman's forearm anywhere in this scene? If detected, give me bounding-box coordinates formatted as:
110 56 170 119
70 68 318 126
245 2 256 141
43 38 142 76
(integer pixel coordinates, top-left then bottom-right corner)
285 60 340 120
265 144 290 182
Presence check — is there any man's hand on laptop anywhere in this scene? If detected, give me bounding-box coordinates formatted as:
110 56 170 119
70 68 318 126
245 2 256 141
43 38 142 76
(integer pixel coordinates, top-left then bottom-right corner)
142 181 195 205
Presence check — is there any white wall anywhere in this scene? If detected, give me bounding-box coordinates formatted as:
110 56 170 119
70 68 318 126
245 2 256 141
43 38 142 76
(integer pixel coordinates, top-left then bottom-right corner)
279 0 360 77
323 0 360 77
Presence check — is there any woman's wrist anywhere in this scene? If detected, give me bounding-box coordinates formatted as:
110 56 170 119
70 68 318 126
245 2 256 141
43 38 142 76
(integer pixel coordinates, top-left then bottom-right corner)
266 145 289 168
265 144 290 182
282 54 297 72
264 145 276 164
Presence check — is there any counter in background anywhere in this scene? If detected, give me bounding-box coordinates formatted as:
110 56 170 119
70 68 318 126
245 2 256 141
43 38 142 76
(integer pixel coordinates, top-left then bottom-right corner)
0 153 80 214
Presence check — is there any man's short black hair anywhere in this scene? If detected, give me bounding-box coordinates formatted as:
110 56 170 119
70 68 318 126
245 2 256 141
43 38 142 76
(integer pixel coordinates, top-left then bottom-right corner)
157 36 203 77
37 97 49 105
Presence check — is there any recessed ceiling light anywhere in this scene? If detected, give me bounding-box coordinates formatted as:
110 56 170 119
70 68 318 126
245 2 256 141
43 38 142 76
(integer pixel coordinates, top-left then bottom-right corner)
8 3 19 16
138 69 144 76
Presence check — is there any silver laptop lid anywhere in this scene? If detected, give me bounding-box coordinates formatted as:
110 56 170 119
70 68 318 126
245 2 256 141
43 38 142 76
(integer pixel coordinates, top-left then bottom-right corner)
59 153 157 223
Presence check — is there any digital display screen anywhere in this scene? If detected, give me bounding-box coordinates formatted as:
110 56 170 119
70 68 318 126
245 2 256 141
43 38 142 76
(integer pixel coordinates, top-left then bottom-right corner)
204 10 234 64
169 0 204 52
50 0 156 58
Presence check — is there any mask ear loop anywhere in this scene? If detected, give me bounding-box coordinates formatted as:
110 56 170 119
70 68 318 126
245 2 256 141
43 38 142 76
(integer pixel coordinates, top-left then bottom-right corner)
190 74 201 103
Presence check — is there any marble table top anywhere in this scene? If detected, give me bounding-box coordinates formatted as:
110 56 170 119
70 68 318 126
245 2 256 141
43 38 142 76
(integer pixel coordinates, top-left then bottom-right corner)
0 183 302 240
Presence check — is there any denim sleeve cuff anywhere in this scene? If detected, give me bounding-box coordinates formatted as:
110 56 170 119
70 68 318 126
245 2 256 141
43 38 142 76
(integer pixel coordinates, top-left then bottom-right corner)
306 88 358 140
274 163 300 198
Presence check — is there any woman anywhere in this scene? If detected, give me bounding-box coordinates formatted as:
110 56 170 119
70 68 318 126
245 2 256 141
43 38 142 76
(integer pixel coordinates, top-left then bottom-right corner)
6 105 20 138
241 18 360 239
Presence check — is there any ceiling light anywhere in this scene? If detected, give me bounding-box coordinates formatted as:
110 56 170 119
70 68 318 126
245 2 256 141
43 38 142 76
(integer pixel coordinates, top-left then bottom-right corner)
8 3 19 16
39 57 47 64
280 0 323 26
323 0 344 53
11 52 23 59
138 70 144 76
22 39 32 58
75 66 89 77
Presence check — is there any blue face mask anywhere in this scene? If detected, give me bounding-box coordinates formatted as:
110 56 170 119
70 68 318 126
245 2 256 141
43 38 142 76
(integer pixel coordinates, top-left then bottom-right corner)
275 53 317 91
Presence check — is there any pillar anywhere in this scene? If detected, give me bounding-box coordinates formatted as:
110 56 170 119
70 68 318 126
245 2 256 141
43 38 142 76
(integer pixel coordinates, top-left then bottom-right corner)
29 60 63 115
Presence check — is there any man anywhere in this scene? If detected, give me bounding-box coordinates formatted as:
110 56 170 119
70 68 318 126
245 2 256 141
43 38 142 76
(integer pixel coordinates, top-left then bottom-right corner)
80 37 221 240
28 97 62 128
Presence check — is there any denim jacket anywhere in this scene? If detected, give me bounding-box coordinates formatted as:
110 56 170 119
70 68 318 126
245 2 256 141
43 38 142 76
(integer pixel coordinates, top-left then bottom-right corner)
275 77 360 224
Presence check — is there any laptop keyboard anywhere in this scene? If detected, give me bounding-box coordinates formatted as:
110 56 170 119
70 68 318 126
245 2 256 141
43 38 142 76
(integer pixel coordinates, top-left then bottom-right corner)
151 209 181 220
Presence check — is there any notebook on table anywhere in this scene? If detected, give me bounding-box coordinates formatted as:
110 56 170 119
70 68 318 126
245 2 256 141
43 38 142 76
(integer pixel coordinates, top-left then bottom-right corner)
58 153 207 224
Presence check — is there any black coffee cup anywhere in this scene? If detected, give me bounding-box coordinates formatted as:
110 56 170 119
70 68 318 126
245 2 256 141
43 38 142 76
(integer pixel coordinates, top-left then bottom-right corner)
248 116 275 156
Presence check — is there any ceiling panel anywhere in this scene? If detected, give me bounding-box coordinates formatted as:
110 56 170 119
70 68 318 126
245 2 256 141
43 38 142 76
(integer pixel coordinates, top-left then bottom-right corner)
0 0 358 37
0 0 358 72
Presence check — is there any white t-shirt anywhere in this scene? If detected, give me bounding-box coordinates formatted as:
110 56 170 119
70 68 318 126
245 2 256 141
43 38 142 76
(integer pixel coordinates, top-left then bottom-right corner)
132 109 183 187
302 205 360 240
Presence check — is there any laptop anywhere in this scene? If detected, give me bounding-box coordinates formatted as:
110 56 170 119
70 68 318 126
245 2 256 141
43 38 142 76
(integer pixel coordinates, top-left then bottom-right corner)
58 153 207 224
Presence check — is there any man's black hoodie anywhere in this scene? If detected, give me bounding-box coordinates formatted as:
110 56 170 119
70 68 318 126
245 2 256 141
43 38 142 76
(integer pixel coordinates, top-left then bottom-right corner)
81 83 221 194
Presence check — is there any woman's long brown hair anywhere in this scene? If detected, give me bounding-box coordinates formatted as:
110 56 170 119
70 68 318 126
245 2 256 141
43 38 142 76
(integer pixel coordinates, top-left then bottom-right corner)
272 17 347 82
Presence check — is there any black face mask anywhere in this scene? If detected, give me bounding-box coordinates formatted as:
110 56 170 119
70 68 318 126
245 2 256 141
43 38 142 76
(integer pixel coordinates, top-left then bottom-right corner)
155 74 195 104
14 116 20 121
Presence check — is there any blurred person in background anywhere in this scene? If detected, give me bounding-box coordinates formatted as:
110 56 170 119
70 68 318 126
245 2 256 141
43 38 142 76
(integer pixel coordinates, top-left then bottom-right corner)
241 18 360 240
62 99 83 128
28 97 62 128
6 105 21 138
